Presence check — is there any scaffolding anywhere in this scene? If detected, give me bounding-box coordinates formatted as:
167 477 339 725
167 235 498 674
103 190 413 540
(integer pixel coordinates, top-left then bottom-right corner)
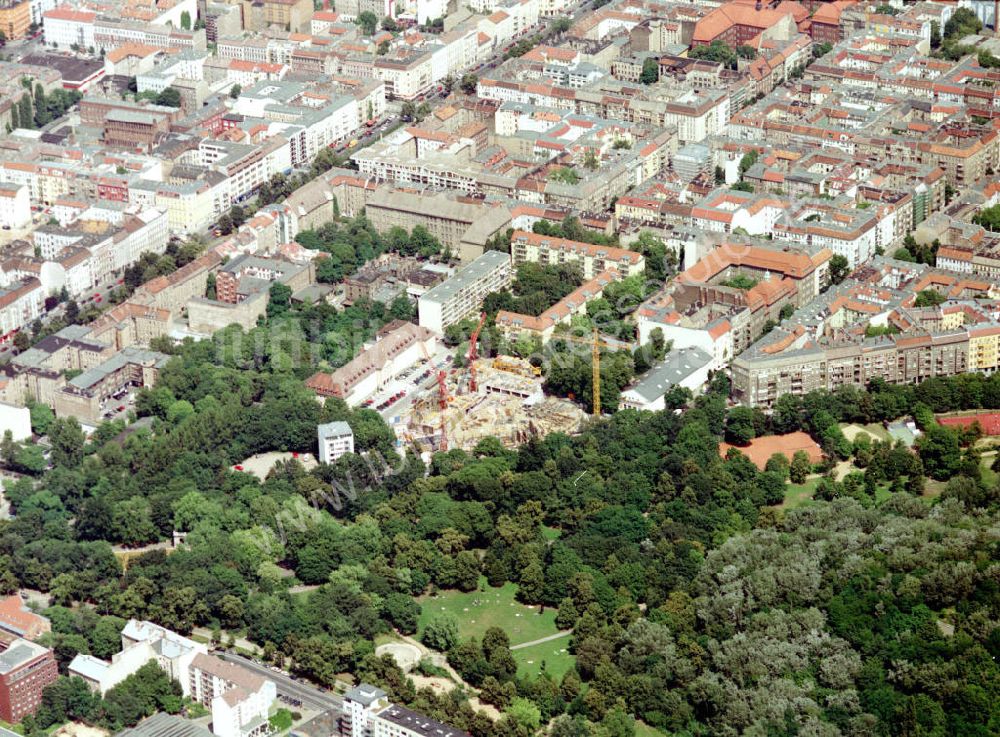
402 359 585 452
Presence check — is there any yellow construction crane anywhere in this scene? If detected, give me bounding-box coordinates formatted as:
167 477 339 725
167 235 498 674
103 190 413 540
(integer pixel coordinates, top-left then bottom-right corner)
558 328 615 416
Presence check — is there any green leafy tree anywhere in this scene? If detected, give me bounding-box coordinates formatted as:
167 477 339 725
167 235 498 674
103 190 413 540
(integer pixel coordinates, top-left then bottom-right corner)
422 612 460 652
829 254 850 284
267 282 293 319
639 57 659 84
460 73 478 94
789 450 811 484
356 11 378 35
155 87 182 108
914 289 946 307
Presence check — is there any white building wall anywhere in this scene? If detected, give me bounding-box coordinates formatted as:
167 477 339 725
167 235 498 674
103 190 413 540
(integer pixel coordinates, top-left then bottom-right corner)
43 15 95 49
0 402 31 441
0 185 30 229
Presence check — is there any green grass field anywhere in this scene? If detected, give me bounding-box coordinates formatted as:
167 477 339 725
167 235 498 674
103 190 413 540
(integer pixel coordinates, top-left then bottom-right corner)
512 637 575 679
417 582 576 677
923 478 947 498
541 526 562 542
779 477 821 508
634 722 665 737
418 582 561 646
270 708 294 732
981 451 998 489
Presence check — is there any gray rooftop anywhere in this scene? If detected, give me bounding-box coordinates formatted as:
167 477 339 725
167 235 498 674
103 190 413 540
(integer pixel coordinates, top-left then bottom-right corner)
0 638 48 674
625 347 713 403
317 421 353 441
344 683 387 706
68 346 170 393
115 713 214 737
419 251 510 306
376 705 468 737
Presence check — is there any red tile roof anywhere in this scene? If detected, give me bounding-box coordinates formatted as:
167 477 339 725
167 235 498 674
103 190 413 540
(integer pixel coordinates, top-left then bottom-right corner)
0 595 50 641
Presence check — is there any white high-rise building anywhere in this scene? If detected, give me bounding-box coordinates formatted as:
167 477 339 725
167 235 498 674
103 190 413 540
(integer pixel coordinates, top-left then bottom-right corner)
317 421 354 464
418 250 512 335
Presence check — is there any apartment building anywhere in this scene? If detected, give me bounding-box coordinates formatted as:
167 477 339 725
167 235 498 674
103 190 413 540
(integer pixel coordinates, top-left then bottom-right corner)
365 188 512 262
729 258 1000 406
317 421 354 464
373 50 434 100
0 0 31 41
732 328 972 408
43 6 96 48
133 251 222 316
12 325 114 376
495 270 618 343
306 320 437 405
69 619 208 696
509 230 644 280
87 301 173 351
53 346 170 424
418 250 512 335
92 17 206 52
189 654 276 737
342 684 468 737
968 325 1000 373
0 184 29 230
0 279 42 341
0 639 58 723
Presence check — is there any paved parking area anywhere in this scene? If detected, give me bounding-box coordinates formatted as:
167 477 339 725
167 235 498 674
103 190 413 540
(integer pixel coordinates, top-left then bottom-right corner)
99 386 137 422
357 349 453 429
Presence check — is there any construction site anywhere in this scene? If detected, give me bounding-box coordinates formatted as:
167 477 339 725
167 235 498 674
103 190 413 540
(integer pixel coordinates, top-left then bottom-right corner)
400 316 586 452
402 354 587 453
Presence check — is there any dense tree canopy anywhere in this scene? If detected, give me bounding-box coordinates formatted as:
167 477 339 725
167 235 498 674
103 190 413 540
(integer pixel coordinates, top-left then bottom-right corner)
2 242 999 737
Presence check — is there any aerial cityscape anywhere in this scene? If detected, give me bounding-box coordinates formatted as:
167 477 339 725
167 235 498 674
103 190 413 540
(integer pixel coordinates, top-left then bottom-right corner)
0 0 997 736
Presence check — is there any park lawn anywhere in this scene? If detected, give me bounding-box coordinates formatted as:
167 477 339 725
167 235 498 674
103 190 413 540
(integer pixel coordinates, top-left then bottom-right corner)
778 477 821 509
839 422 891 442
289 589 312 606
981 452 998 488
270 709 294 732
923 478 947 498
418 582 561 647
513 637 575 679
541 525 562 542
634 722 665 737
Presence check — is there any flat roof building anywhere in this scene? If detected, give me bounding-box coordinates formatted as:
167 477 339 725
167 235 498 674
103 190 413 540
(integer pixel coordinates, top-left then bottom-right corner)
619 347 714 412
418 251 512 335
0 638 58 723
115 712 215 737
342 684 468 737
317 421 354 464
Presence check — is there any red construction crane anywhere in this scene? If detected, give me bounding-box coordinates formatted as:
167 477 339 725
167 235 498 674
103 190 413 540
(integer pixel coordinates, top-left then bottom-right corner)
467 312 487 393
433 357 449 449
419 340 449 450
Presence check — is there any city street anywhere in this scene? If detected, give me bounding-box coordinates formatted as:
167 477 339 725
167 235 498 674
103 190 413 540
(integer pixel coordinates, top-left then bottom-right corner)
214 652 343 713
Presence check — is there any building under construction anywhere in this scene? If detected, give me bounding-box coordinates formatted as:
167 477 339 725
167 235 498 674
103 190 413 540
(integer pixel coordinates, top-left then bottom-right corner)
401 355 586 452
